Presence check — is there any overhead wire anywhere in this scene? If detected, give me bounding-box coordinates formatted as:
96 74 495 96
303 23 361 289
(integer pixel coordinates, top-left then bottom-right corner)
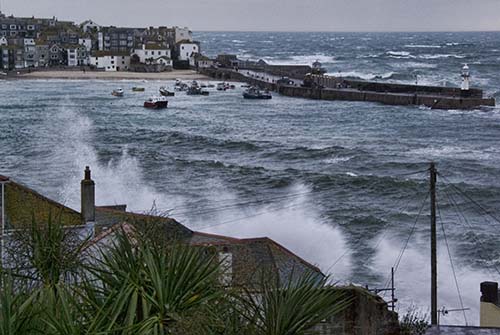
439 178 500 278
326 170 429 273
144 168 430 218
382 190 429 293
436 194 468 326
439 173 500 228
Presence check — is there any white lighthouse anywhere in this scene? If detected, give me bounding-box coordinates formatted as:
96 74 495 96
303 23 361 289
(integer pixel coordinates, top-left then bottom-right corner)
461 64 470 91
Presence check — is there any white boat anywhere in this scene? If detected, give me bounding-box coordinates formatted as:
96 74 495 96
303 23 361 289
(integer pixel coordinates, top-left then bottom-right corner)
111 88 124 97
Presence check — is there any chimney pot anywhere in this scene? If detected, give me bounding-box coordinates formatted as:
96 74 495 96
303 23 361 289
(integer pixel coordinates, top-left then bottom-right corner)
81 166 95 223
84 166 91 180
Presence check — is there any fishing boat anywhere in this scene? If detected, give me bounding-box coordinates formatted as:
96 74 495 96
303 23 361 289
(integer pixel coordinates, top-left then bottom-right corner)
159 87 175 96
187 81 209 96
132 87 145 92
243 87 272 99
216 82 228 91
144 96 168 109
111 88 124 97
175 83 189 91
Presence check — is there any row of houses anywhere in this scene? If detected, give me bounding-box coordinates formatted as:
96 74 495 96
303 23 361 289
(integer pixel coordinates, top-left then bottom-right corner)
0 11 202 72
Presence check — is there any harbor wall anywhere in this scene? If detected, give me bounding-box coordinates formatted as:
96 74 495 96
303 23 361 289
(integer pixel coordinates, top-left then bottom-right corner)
307 74 484 98
278 85 495 109
200 68 495 109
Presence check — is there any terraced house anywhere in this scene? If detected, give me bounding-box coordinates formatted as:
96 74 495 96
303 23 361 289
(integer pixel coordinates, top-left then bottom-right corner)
0 168 400 335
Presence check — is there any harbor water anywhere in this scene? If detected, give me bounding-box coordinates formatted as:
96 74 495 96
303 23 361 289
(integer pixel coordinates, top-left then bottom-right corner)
2 31 500 325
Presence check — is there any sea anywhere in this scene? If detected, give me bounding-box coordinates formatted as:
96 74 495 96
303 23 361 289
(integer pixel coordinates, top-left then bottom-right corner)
2 31 500 325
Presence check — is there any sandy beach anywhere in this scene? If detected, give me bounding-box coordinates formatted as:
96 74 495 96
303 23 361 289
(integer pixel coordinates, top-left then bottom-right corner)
9 69 210 81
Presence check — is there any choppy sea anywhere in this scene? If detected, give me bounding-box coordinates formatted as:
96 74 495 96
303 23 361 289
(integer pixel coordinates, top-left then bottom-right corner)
2 31 500 325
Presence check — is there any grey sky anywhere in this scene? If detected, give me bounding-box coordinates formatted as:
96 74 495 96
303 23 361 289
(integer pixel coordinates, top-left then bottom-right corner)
2 0 500 32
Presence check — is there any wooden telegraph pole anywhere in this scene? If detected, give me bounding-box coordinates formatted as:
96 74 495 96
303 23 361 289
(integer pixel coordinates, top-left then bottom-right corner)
430 162 438 325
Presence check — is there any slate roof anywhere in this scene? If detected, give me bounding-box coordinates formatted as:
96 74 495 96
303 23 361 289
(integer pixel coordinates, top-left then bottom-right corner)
426 326 500 334
190 231 324 288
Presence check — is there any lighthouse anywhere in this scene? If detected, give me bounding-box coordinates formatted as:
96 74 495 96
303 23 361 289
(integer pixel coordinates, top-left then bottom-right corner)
461 64 470 91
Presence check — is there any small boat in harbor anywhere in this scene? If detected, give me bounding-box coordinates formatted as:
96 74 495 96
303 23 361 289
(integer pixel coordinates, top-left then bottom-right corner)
111 88 124 97
159 86 175 96
144 96 168 109
132 87 145 92
217 82 229 91
175 82 189 91
243 86 272 99
187 81 209 96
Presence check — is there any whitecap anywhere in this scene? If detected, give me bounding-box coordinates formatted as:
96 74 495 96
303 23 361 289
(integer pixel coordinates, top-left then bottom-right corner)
404 44 442 49
419 54 466 59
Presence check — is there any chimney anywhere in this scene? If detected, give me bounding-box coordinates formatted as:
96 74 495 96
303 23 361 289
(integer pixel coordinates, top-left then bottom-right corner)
81 166 95 223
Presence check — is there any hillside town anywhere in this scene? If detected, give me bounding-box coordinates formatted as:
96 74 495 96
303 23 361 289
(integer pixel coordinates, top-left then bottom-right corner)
0 11 211 72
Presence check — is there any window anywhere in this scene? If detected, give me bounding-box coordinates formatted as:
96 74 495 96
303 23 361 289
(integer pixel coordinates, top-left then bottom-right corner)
111 61 114 64
151 51 155 56
27 25 35 30
10 25 16 30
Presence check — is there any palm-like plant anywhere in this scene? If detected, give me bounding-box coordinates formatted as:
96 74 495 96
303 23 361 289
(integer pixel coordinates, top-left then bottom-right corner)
238 271 351 335
86 230 224 334
0 275 39 335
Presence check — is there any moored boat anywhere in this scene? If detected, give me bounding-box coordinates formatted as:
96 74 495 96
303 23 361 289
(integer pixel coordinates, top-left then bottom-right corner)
111 88 124 97
243 86 272 99
216 82 227 91
187 81 209 96
132 87 145 92
159 86 175 96
144 96 168 109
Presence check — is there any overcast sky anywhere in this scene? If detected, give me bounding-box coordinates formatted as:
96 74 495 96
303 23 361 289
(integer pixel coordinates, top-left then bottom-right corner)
2 0 500 32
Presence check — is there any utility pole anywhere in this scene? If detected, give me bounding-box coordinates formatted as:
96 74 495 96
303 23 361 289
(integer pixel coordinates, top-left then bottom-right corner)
430 162 438 325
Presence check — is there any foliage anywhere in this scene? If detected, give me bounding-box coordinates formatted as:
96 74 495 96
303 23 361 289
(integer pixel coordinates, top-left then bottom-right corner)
0 218 351 335
237 271 352 335
400 307 429 335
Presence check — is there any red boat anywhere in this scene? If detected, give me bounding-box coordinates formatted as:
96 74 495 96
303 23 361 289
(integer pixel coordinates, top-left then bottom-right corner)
144 96 168 109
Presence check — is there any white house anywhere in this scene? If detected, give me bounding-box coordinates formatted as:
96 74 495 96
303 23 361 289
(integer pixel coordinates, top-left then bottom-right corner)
78 38 92 52
174 27 192 43
81 20 100 33
177 42 199 62
155 56 172 68
132 44 171 64
195 54 214 69
67 45 88 66
90 51 130 71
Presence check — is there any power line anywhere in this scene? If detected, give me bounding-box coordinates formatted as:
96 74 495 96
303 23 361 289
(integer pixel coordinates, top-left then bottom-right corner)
326 183 428 273
150 169 430 218
439 173 500 228
436 197 468 326
382 191 429 292
439 179 500 278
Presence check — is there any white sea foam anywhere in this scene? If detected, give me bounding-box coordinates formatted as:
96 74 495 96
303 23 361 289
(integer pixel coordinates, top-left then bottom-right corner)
392 62 437 69
419 54 466 59
405 44 442 49
264 54 336 65
52 103 186 212
387 51 412 57
196 183 352 281
326 71 395 80
373 237 493 325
